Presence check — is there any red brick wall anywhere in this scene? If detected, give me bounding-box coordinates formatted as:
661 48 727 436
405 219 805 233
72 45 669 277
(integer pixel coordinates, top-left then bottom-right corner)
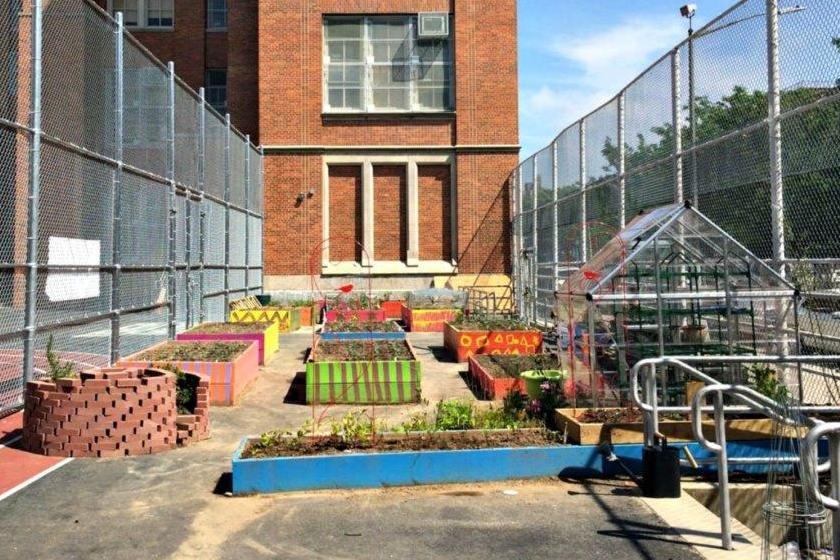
227 0 259 140
418 164 452 262
329 165 363 262
373 165 407 262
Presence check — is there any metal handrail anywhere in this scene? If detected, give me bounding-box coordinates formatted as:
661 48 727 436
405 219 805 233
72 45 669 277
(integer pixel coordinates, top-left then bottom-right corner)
803 422 840 560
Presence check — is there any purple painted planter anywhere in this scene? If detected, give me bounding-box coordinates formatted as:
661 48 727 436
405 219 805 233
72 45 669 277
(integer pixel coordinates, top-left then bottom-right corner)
176 332 267 364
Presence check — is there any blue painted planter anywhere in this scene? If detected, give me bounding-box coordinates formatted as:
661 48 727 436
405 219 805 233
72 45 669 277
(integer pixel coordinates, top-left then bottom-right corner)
319 331 406 341
231 435 805 494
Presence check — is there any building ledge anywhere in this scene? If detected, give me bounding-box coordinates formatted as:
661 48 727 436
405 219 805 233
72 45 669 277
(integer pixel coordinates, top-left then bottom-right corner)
322 111 456 123
322 260 457 276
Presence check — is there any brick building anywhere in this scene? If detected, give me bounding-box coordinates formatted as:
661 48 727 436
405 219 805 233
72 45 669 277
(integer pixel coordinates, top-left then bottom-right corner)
96 0 519 290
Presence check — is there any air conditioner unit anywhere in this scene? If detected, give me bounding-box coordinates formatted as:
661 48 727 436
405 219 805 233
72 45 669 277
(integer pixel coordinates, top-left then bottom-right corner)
417 12 449 38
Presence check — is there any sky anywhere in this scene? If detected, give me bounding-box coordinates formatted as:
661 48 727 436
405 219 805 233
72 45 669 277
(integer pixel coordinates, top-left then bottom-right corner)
517 0 735 159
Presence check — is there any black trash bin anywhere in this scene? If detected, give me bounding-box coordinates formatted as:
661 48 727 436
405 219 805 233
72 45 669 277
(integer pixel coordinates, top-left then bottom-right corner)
641 436 681 498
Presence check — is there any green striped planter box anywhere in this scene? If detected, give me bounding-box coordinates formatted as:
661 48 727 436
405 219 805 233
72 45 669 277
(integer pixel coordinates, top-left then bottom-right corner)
305 340 422 405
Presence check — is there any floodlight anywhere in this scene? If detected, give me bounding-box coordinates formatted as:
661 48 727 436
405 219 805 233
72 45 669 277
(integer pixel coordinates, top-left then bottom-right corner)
680 4 697 18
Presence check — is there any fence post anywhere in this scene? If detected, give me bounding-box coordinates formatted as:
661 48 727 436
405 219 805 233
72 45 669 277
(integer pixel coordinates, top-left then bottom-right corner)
23 0 43 383
110 12 124 363
766 0 785 275
580 120 587 262
198 88 206 323
244 135 250 297
531 156 538 323
671 48 683 204
551 140 558 288
617 92 626 228
259 145 265 294
167 62 177 338
224 113 231 311
688 29 698 207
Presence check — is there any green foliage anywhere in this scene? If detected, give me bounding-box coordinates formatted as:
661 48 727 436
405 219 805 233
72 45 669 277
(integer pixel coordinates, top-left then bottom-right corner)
154 363 195 415
434 399 475 431
137 341 248 362
45 335 75 381
748 364 789 403
451 315 530 330
330 410 376 444
503 390 528 415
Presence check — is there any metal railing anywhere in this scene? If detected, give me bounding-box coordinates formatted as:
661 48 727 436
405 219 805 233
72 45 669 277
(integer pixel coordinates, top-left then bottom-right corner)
510 0 840 331
0 0 263 415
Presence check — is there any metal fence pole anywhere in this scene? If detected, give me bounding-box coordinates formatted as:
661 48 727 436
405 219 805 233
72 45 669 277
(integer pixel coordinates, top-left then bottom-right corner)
580 120 588 262
617 92 626 228
223 113 231 312
531 156 538 323
23 0 43 383
244 135 251 297
671 48 684 204
167 61 177 338
198 88 206 323
688 29 698 207
551 140 558 291
109 12 124 363
259 145 265 294
766 0 785 276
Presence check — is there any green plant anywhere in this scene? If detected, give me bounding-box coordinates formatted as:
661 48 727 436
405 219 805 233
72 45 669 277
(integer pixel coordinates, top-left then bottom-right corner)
45 335 75 381
749 364 790 403
329 410 375 444
502 390 528 415
434 399 475 431
154 363 195 415
397 410 435 433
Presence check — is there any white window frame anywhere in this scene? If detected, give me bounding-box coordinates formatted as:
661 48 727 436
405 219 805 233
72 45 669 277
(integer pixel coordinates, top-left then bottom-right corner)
323 15 453 114
206 0 227 31
108 0 174 30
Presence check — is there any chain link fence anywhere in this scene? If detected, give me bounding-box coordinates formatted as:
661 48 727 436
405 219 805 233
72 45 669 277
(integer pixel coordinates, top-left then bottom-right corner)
0 0 263 415
511 0 839 357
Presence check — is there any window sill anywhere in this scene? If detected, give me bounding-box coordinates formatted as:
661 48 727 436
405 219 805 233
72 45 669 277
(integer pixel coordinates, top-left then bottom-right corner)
322 111 456 122
126 26 174 32
206 28 228 33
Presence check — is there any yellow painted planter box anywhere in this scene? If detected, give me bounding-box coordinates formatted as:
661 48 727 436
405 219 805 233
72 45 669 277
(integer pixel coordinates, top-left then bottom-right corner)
230 308 292 334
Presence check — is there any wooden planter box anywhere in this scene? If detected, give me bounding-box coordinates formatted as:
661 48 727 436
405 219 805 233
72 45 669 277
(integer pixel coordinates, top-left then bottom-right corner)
229 308 293 333
380 300 405 319
555 407 784 445
118 340 260 406
324 308 386 322
305 339 422 404
444 323 543 362
401 304 458 332
467 356 525 400
176 322 279 365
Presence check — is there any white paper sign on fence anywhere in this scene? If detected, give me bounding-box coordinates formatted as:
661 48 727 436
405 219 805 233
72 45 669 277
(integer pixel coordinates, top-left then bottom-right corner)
45 237 101 302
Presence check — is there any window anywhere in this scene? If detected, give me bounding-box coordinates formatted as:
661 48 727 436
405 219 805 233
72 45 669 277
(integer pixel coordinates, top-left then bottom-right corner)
207 0 227 30
205 69 227 114
109 0 173 29
324 16 452 113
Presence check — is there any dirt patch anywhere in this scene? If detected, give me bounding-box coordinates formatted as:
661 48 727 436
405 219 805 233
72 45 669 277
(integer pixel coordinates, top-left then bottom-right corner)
322 320 403 333
473 354 559 379
450 318 531 330
314 340 414 361
575 408 684 423
185 322 273 334
136 341 249 362
242 430 563 459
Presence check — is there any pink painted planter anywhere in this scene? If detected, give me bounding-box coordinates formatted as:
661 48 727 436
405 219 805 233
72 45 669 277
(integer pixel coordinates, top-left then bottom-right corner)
324 308 386 322
118 341 260 406
176 331 267 364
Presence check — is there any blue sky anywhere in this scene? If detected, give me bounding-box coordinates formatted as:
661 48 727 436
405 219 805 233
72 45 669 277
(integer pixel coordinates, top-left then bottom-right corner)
517 0 735 158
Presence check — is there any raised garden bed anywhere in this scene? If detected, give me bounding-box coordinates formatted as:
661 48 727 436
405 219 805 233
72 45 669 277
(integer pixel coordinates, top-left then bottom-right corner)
320 319 405 341
118 341 259 406
554 407 785 445
306 339 421 404
23 366 178 458
401 303 459 332
230 308 295 333
444 319 542 362
176 321 278 365
269 300 324 327
324 308 386 323
468 354 560 400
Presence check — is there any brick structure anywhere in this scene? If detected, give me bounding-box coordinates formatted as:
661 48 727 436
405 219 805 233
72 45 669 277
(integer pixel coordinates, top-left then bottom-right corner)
175 370 210 446
22 367 182 458
91 0 519 289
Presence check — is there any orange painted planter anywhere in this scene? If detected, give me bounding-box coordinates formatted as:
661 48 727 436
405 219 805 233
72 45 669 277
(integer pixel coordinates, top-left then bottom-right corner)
443 323 543 362
118 341 260 406
467 356 525 400
380 300 405 319
400 304 459 332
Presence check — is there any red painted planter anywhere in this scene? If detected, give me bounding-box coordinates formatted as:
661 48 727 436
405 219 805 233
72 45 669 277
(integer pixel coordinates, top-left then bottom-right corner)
118 340 260 406
467 356 525 400
324 308 386 322
400 304 458 332
444 323 543 362
380 300 405 319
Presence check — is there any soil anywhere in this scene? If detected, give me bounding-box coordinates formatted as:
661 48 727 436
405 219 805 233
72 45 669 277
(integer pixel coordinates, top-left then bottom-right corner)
241 429 563 459
186 322 273 334
135 341 249 362
314 340 413 362
323 320 403 333
450 318 531 331
575 408 685 424
473 354 560 379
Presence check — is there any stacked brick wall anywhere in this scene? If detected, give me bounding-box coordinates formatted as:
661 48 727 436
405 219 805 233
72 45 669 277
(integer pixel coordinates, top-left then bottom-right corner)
329 165 363 262
373 165 407 262
23 367 178 458
175 371 210 445
418 164 452 262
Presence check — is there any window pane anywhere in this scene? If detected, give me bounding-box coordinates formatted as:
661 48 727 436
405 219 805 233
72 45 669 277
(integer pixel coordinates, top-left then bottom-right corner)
328 89 343 108
344 88 362 109
325 18 363 39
